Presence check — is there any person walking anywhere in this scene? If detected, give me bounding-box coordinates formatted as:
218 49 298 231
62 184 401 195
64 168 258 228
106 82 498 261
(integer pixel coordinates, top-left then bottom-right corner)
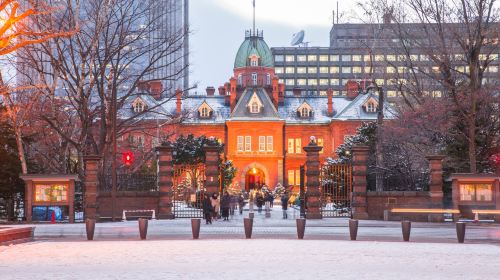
202 193 213 224
256 192 264 213
281 192 289 219
221 191 231 221
238 194 245 215
210 193 220 221
230 194 237 216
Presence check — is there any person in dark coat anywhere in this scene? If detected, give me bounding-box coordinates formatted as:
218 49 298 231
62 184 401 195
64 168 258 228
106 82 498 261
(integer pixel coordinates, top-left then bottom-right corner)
256 192 264 213
281 192 289 219
221 191 231 221
202 193 212 224
238 194 245 215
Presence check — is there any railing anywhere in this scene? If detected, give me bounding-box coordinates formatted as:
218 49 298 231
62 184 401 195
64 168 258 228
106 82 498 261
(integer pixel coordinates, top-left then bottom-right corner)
98 174 158 192
367 169 429 191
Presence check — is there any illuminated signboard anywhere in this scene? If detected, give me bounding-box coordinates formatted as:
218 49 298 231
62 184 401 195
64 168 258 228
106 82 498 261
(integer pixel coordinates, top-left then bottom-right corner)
34 184 69 203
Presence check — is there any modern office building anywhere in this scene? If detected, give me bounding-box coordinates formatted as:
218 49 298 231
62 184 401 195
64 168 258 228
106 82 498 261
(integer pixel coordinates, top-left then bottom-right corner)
272 22 500 102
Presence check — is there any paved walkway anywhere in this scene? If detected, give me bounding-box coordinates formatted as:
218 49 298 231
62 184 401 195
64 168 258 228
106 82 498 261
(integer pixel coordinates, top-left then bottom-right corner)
6 207 500 244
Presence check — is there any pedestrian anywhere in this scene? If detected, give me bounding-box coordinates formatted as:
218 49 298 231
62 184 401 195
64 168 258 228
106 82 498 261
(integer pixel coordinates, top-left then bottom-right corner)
202 193 212 224
265 191 273 208
281 192 289 219
211 193 220 221
221 191 231 221
256 192 264 213
238 194 245 214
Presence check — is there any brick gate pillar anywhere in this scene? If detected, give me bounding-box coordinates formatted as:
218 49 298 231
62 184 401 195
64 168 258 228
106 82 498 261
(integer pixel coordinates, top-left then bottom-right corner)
157 144 174 219
204 142 221 195
83 155 101 220
351 145 369 220
426 155 445 206
303 137 323 219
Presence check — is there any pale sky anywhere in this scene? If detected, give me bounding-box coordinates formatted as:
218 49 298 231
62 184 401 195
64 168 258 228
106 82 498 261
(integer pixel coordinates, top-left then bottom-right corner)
189 0 360 93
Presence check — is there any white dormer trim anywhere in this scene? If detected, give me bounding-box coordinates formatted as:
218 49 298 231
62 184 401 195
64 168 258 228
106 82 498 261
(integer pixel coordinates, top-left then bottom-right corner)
247 90 264 114
132 97 146 113
198 101 213 118
362 97 379 113
297 101 313 118
249 54 260 67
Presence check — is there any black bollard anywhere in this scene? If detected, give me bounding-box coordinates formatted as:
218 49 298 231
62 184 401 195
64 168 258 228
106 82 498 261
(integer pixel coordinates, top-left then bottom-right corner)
349 219 358 240
85 218 96 240
401 220 411 242
456 222 466 243
296 218 306 239
138 218 148 240
244 218 253 239
191 218 201 239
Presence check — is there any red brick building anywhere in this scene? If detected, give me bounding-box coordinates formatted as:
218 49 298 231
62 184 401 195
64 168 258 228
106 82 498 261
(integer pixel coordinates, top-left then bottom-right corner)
123 30 392 192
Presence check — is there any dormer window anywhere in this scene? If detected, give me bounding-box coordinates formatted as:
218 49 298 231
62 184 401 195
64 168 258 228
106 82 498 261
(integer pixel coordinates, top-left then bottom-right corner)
297 101 313 118
247 90 263 114
250 102 259 113
132 98 146 113
251 59 258 66
363 97 379 113
198 101 213 119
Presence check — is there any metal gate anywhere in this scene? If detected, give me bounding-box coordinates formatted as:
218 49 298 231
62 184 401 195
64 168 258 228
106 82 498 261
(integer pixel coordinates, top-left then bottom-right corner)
320 164 352 217
172 165 205 218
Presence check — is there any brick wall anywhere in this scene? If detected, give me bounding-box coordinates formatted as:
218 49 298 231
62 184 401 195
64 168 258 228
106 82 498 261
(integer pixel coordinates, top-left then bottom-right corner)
97 192 159 219
366 191 433 221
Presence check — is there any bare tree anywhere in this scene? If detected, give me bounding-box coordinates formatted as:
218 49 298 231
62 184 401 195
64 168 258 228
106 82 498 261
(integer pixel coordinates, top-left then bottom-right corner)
15 0 191 176
359 0 500 173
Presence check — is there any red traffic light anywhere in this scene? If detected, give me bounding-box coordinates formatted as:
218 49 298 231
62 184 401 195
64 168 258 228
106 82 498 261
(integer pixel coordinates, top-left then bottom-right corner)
123 152 134 166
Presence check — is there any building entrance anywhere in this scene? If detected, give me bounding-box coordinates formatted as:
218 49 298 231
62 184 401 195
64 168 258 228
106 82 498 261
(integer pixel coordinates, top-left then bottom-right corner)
245 167 265 192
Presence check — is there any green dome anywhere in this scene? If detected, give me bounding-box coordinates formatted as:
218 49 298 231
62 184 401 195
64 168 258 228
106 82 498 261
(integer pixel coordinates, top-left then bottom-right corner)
234 34 274 68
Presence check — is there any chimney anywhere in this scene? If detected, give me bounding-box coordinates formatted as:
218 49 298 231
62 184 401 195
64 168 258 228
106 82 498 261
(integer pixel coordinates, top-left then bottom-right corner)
206 86 215 96
218 86 225 96
346 80 360 100
272 76 279 109
327 88 334 117
175 89 182 115
137 80 150 93
293 87 302 97
149 80 163 100
230 78 237 112
224 82 231 105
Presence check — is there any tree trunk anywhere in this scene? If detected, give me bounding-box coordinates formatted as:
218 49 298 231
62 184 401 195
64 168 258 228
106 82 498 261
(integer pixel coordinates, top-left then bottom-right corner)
468 118 477 173
13 122 28 174
375 87 385 192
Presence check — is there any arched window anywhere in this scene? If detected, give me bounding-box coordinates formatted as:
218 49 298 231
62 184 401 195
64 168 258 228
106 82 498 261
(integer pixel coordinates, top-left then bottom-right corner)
266 73 271 85
237 74 243 85
133 101 145 113
201 107 209 117
301 107 309 117
252 73 258 85
367 102 376 112
250 102 259 113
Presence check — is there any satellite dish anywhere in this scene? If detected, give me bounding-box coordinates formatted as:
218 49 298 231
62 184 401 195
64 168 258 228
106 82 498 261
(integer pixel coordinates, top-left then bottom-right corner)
291 30 305 46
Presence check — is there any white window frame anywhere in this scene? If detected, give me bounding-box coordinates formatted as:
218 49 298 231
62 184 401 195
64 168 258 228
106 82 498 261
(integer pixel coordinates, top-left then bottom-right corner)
295 138 302 154
237 136 244 152
259 136 266 152
266 73 271 85
250 102 259 113
252 73 258 85
266 136 273 152
367 103 376 112
200 107 210 118
237 74 242 85
245 136 251 151
288 139 294 154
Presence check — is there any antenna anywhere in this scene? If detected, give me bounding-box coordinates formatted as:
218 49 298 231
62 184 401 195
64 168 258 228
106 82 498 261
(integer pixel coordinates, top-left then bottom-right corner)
291 30 305 46
336 1 339 24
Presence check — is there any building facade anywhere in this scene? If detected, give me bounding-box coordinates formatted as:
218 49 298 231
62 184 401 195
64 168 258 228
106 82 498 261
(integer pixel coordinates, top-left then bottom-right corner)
272 22 500 102
122 30 392 192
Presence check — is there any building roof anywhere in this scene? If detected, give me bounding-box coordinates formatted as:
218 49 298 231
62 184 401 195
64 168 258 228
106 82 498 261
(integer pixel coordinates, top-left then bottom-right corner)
229 87 281 121
234 33 274 68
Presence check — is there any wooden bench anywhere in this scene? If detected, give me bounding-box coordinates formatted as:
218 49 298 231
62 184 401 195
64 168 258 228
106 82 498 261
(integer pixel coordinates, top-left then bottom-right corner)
471 209 500 222
389 208 460 222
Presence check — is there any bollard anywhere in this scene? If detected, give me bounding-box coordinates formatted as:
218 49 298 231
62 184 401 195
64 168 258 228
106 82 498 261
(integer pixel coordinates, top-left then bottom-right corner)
296 218 306 239
138 218 148 240
249 212 254 219
244 218 253 239
401 220 411 242
456 222 466 243
191 218 201 239
265 201 271 218
349 219 358 240
85 218 96 240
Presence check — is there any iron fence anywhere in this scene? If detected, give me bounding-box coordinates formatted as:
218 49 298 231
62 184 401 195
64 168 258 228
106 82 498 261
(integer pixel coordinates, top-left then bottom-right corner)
320 164 353 217
367 168 429 191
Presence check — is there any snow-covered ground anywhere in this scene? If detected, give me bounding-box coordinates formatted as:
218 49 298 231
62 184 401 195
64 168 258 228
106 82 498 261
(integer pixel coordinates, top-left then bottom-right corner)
0 239 498 280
